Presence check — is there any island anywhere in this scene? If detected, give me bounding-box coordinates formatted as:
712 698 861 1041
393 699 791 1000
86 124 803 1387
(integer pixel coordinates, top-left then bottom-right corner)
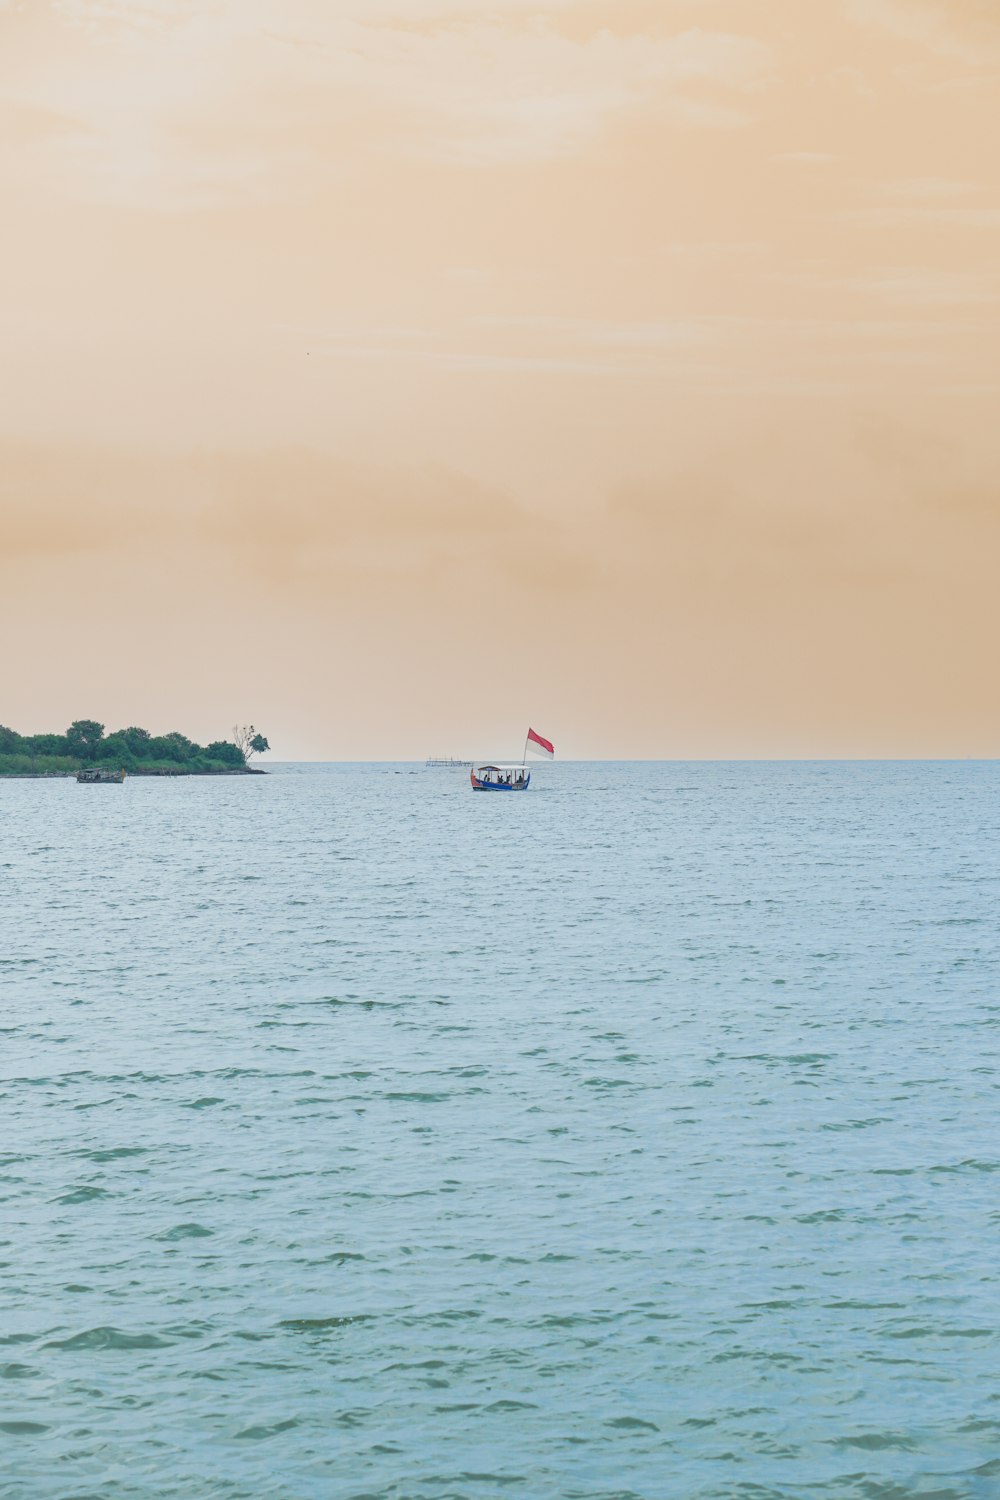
0 720 270 777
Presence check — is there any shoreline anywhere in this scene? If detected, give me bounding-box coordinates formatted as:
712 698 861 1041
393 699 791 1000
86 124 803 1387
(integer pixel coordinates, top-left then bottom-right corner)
0 767 267 780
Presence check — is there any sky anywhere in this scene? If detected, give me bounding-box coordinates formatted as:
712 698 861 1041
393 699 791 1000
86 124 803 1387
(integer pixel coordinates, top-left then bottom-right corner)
1 0 998 759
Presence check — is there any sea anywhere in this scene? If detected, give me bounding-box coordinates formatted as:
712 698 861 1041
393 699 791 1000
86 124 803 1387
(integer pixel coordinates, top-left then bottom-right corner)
2 761 999 1500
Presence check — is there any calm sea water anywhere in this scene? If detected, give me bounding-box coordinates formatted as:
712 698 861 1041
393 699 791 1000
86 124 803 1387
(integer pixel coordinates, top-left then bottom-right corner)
2 761 999 1500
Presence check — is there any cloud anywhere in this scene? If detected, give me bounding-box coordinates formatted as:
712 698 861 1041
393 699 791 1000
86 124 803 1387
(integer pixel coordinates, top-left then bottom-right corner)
0 442 597 593
844 0 1000 63
772 151 836 164
887 177 982 198
839 179 1000 231
785 264 1000 307
277 21 768 166
299 309 989 395
3 405 1000 756
297 313 740 383
2 4 772 208
0 97 85 146
847 204 1000 230
845 268 1000 305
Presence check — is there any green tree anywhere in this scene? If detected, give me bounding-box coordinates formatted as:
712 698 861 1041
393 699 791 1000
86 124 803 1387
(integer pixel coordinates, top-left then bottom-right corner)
99 733 138 771
205 740 244 767
249 733 269 756
29 732 71 756
161 732 195 761
122 726 152 757
147 736 178 762
66 719 105 761
0 725 25 754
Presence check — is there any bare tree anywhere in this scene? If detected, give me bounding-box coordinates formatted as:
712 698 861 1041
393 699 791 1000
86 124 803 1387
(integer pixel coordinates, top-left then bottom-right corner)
232 724 270 764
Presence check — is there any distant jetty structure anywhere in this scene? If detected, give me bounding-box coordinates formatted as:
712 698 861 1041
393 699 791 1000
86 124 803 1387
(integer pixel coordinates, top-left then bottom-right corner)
425 756 472 768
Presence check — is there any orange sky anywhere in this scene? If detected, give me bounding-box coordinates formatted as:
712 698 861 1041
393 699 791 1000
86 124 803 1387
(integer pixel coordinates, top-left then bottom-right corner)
2 0 998 758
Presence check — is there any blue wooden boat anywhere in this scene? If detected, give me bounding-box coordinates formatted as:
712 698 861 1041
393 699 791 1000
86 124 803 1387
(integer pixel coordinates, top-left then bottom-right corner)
470 764 530 791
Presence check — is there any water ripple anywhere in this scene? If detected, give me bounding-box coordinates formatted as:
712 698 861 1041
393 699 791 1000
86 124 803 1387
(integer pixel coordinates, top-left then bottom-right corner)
2 761 999 1498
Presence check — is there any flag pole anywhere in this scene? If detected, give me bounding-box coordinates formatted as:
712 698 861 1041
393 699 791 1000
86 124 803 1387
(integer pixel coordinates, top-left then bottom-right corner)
523 729 529 767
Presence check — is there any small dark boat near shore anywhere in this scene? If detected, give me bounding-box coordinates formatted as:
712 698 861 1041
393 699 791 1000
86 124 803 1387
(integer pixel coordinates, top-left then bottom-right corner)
76 767 126 784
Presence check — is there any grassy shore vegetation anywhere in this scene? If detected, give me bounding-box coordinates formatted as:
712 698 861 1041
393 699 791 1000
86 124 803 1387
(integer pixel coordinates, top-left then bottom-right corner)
0 721 269 776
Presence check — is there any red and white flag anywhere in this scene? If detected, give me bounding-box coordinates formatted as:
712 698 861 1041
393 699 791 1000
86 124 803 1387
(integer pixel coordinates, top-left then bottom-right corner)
526 727 554 759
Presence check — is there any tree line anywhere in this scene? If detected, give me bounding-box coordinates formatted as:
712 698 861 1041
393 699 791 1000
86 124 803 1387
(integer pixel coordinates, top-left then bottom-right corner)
0 720 269 775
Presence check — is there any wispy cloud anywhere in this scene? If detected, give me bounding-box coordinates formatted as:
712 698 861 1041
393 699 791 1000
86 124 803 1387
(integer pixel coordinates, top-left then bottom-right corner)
846 204 1000 230
3 3 771 206
887 177 983 199
844 0 1000 64
789 266 1000 306
772 151 836 165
